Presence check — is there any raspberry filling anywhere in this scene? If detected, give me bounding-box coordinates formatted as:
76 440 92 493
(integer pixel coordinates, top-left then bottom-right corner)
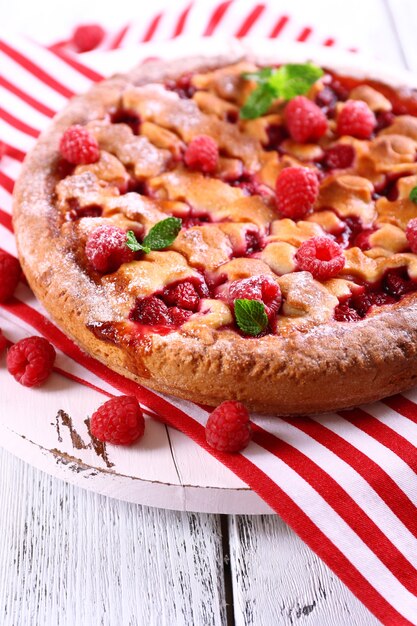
334 268 417 321
129 278 208 329
110 109 141 135
165 73 196 99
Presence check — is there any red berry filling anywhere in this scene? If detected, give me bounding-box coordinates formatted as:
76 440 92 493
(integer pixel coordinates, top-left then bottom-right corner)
184 135 219 174
296 237 345 280
0 329 8 355
264 124 288 151
165 73 196 99
67 199 102 221
285 95 328 143
130 279 208 328
110 109 141 135
162 280 202 311
323 144 355 170
85 225 134 273
275 167 319 220
334 303 362 322
406 218 417 253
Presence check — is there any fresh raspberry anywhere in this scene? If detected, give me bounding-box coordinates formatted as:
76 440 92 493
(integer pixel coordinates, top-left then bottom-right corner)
228 275 282 321
162 280 201 311
406 218 417 253
334 303 361 322
0 251 21 302
205 401 252 453
324 144 355 170
90 396 145 446
130 296 173 326
184 135 219 174
85 225 134 273
285 95 328 143
60 125 100 165
72 24 105 53
275 167 319 220
351 291 396 317
296 236 345 280
0 330 7 355
337 100 376 139
6 336 56 387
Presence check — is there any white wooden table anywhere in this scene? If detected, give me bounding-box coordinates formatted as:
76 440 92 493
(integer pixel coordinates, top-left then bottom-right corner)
1 0 416 624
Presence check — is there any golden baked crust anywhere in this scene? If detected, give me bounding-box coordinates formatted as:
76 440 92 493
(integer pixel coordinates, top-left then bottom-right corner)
12 52 417 414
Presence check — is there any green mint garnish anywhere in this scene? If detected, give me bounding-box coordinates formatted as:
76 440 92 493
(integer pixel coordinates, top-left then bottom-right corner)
409 186 417 203
240 63 324 119
126 217 182 254
234 299 269 336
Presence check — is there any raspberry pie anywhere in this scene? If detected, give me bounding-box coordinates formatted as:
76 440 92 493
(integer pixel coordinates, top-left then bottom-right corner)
13 49 417 414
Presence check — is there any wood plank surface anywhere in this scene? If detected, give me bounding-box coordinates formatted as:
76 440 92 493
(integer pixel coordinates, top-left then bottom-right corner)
0 447 226 626
228 516 379 625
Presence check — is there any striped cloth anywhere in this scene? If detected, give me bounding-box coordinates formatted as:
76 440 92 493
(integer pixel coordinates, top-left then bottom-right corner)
1 3 417 624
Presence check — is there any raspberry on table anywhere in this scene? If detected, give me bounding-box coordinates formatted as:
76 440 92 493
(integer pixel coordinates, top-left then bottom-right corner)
324 144 355 170
337 100 376 139
275 167 319 220
0 251 21 302
228 275 282 321
296 236 345 280
406 218 417 253
60 125 100 165
130 296 173 326
205 401 252 453
90 395 145 446
6 336 56 387
85 225 134 273
285 95 328 143
184 135 219 174
72 24 105 53
162 280 201 312
0 330 7 355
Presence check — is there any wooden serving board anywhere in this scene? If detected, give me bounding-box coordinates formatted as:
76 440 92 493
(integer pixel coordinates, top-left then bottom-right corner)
2 37 415 514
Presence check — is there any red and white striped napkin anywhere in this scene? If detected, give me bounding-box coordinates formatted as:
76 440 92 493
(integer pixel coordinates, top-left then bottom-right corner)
2 3 417 625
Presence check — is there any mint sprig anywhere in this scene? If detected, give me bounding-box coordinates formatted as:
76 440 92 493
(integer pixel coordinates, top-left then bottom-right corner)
409 186 417 203
234 299 269 336
240 63 324 119
126 217 182 254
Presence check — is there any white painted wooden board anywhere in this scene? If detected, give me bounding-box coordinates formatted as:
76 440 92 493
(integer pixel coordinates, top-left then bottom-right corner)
0 447 227 626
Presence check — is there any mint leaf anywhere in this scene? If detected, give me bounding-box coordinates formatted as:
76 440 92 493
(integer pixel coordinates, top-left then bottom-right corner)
126 230 150 254
240 63 324 119
240 84 276 120
234 299 268 336
142 217 182 251
269 63 324 100
410 186 417 203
